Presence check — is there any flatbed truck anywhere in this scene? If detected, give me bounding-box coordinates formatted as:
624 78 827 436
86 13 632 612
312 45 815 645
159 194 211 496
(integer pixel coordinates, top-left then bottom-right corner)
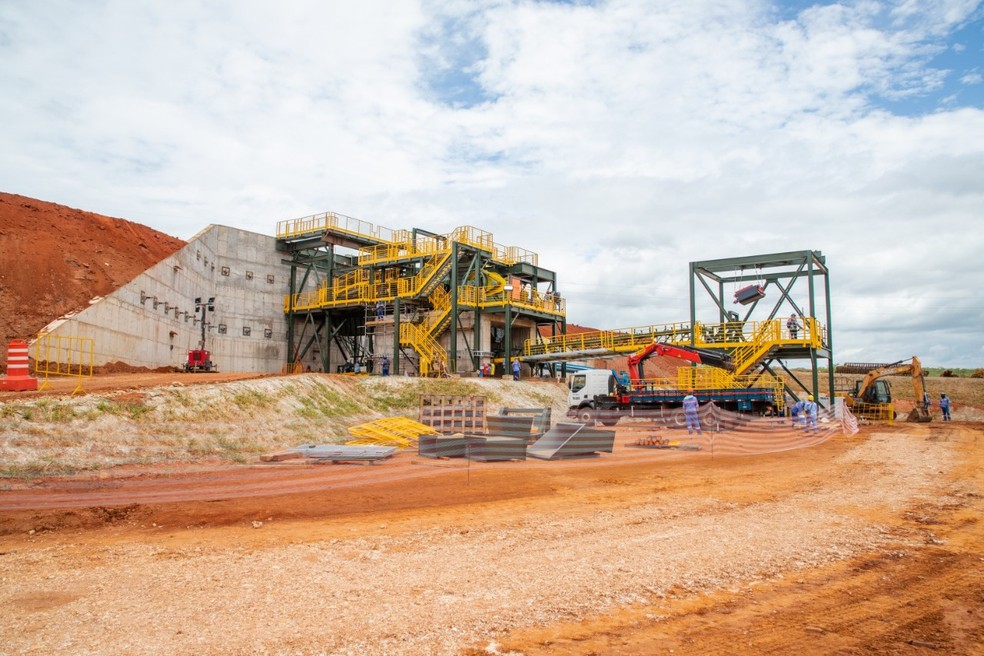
565 343 777 426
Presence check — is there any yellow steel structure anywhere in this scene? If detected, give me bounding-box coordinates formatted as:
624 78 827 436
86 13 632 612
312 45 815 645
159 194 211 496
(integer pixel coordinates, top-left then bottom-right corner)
346 417 439 448
280 210 564 377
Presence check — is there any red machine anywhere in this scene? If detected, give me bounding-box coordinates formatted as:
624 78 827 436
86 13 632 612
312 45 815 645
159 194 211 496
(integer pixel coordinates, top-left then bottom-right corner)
625 342 734 388
185 349 216 373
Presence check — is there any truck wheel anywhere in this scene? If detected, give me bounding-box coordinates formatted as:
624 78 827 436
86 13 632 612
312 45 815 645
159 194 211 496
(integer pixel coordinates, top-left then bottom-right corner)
577 408 596 424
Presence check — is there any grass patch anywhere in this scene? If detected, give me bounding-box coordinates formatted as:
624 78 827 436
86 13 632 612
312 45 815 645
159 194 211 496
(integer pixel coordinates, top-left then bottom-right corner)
527 391 556 406
297 382 362 419
169 389 194 407
0 458 89 479
231 388 275 410
365 385 422 411
96 401 153 420
20 399 79 423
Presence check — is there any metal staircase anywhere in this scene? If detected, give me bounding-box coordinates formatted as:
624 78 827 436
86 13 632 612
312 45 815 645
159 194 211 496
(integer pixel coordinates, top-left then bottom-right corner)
726 321 780 375
399 323 446 377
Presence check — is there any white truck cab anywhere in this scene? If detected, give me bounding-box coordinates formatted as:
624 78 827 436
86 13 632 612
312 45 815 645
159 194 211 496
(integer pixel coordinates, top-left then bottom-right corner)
568 369 616 409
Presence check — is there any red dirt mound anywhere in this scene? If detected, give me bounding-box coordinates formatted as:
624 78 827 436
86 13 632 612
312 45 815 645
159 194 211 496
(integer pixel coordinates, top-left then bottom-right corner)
0 193 185 367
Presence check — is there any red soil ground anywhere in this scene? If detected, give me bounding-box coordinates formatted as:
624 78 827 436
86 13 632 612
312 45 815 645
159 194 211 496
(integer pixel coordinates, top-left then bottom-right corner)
0 192 185 368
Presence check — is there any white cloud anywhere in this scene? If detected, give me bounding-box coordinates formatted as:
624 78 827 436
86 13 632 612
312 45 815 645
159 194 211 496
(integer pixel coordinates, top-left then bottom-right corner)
1 0 982 366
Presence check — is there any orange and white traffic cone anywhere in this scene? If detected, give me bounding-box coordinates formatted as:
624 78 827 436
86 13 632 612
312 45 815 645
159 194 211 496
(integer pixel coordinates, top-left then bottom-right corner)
0 339 39 391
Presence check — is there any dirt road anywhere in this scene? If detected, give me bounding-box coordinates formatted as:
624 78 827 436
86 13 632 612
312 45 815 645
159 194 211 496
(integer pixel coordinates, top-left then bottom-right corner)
0 371 274 400
0 421 982 655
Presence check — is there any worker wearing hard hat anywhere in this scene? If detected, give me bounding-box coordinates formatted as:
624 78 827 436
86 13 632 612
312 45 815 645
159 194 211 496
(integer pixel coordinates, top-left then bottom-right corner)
802 394 819 433
682 389 702 436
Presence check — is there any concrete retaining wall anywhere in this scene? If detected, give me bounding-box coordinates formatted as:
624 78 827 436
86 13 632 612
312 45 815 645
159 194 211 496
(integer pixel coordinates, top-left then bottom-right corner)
39 225 290 373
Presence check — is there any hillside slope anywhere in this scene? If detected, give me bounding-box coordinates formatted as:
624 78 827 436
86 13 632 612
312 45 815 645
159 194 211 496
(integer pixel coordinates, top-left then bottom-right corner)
0 193 185 366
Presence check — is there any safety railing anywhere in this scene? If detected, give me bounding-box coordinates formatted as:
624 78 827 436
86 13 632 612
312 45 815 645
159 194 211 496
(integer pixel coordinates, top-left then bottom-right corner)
285 248 455 311
622 370 784 406
693 317 823 375
358 234 448 265
415 250 454 298
276 211 402 243
492 243 539 266
695 317 821 349
523 322 693 358
399 323 447 377
456 284 565 317
726 321 779 375
33 333 94 395
421 287 452 336
346 417 438 448
449 225 495 253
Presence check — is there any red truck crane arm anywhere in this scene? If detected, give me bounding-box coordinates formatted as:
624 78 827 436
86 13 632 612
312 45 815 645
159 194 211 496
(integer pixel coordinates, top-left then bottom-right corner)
626 342 734 387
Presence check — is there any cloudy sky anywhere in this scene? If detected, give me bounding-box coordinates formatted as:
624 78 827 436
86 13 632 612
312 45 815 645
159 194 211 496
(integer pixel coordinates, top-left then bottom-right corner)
1 0 982 367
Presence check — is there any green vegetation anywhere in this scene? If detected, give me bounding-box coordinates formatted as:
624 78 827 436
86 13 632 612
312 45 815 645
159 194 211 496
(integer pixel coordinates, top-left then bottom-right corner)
21 399 80 423
297 382 362 419
925 367 977 377
0 458 91 479
362 378 488 411
231 388 275 410
168 389 194 407
95 400 153 420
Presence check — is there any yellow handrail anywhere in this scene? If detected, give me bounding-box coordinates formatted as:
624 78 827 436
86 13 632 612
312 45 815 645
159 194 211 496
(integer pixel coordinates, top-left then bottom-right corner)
523 322 693 357
399 323 447 377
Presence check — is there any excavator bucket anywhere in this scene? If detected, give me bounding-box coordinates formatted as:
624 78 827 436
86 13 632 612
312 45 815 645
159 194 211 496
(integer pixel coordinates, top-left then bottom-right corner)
906 409 933 423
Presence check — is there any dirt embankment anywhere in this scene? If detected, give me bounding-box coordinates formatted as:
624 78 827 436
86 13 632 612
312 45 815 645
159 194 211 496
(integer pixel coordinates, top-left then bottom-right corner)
0 192 184 367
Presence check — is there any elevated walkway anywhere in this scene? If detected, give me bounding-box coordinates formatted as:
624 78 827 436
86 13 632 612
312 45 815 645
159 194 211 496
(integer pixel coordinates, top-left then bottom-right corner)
522 317 824 408
523 318 820 370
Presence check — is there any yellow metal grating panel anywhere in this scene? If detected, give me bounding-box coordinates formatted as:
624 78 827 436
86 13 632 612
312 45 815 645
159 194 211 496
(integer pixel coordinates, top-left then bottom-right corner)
346 417 439 448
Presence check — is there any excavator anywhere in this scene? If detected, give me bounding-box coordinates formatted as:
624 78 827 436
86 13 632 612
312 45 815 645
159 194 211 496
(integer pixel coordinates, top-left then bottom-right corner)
839 356 931 422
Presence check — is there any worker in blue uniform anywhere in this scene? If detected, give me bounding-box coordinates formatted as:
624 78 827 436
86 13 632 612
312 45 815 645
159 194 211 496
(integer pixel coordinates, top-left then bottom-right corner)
682 389 702 435
790 399 805 427
802 395 818 433
940 393 951 421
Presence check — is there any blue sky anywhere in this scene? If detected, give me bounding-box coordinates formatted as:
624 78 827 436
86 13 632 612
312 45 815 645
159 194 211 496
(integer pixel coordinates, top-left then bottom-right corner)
1 0 982 367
